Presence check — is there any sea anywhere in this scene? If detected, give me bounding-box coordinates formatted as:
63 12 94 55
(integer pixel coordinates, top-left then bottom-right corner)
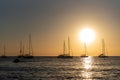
0 56 120 80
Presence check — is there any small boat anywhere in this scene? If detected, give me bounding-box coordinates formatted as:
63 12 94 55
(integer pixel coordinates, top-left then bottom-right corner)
58 37 73 58
13 58 20 63
80 42 88 57
57 54 73 58
80 54 88 57
13 34 34 63
23 54 34 58
1 45 7 58
98 39 108 58
98 54 108 58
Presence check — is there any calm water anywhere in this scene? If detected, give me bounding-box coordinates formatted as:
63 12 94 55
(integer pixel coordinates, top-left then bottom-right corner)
0 56 120 80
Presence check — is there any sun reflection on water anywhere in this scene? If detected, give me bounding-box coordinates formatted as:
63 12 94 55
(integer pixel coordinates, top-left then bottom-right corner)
82 57 93 79
83 57 92 70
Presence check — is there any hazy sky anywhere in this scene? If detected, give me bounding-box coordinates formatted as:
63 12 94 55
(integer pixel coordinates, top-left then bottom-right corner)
0 0 120 56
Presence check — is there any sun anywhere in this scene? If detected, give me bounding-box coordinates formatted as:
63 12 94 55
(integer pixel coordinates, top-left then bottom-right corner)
79 28 95 43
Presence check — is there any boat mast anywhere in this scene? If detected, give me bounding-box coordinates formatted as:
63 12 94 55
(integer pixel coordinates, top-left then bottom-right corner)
3 44 6 56
29 34 30 56
23 44 24 56
20 41 22 56
102 39 105 56
84 42 87 56
29 34 33 56
63 40 66 54
68 36 70 56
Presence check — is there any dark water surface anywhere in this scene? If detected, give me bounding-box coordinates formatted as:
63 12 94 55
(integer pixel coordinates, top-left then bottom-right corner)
0 56 120 80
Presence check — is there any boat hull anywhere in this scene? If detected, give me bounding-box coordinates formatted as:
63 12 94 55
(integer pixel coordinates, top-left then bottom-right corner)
80 56 88 58
1 56 7 58
98 56 108 58
57 54 73 58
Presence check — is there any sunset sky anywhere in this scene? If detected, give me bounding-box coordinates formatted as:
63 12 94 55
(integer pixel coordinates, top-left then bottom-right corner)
0 0 120 56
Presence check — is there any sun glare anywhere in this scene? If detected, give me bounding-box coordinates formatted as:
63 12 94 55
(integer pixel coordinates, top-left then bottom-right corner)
79 28 95 43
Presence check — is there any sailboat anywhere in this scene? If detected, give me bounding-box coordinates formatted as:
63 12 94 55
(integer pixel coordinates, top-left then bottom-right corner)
80 42 88 57
57 37 73 58
98 39 108 58
23 34 34 58
1 45 7 58
13 34 34 63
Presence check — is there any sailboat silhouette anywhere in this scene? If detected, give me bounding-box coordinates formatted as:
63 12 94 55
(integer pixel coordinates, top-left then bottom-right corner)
24 34 34 58
98 39 108 58
57 37 73 58
1 45 7 58
80 42 88 57
13 34 34 63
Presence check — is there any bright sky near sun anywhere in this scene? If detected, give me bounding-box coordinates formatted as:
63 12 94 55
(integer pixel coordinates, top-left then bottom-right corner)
79 28 95 44
0 0 120 56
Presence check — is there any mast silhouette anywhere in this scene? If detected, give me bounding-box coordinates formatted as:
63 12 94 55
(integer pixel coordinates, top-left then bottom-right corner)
23 44 24 56
80 42 88 57
84 42 87 56
102 39 105 55
63 40 66 55
98 39 108 58
23 34 33 58
13 35 33 63
57 37 73 58
20 41 22 56
68 37 70 56
1 44 7 58
18 41 24 58
4 45 6 56
29 34 33 56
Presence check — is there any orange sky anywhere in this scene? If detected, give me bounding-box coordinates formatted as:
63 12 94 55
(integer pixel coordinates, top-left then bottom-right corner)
0 0 120 56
